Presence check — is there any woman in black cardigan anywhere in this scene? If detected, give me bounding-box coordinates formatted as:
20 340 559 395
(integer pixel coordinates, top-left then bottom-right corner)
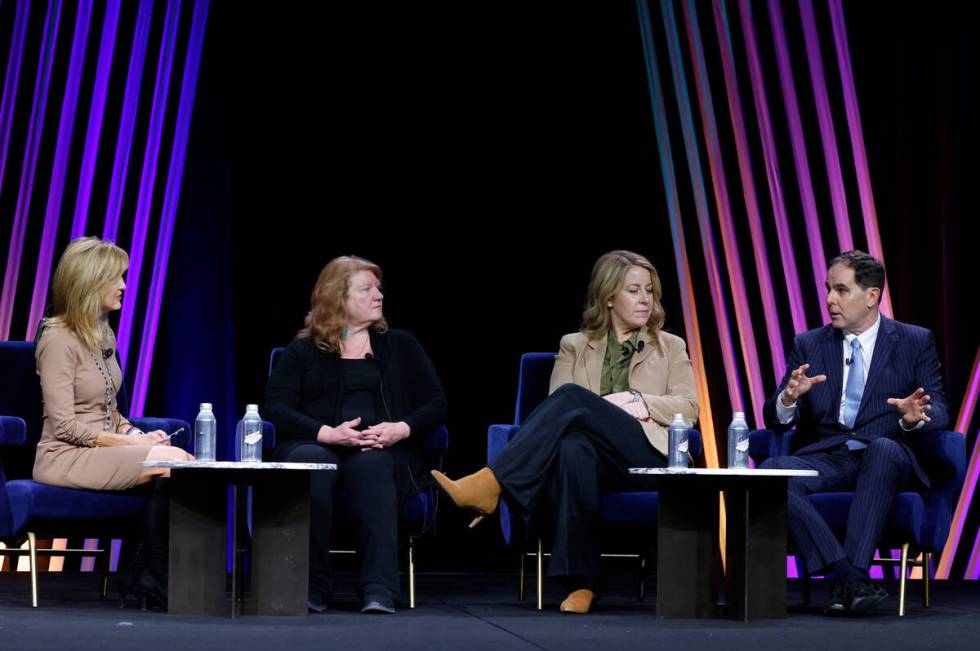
265 255 447 614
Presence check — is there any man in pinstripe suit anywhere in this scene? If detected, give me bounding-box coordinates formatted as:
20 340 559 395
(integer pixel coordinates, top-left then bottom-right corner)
761 250 949 616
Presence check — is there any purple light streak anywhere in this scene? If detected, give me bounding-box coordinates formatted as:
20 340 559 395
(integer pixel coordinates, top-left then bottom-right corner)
767 0 828 322
737 0 808 334
660 0 745 415
0 0 62 340
635 0 719 460
937 345 980 578
827 0 893 316
680 0 766 428
131 0 211 415
102 0 154 242
70 0 122 239
27 0 95 341
116 0 182 368
711 0 785 381
798 0 852 253
0 0 31 205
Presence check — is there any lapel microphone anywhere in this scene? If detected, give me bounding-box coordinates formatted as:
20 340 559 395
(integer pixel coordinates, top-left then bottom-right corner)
845 356 852 366
103 348 113 360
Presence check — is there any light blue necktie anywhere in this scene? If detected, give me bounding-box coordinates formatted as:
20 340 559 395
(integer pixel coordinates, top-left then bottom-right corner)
842 338 866 449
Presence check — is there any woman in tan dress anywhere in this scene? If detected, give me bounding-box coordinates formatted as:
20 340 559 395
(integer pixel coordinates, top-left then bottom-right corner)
33 236 192 609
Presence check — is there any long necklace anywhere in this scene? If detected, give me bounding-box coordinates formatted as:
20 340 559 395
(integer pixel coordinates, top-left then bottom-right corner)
90 350 117 432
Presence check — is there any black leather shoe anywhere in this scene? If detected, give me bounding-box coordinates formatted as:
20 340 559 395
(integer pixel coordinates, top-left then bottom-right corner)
361 592 395 614
844 580 888 615
823 579 848 616
308 591 328 613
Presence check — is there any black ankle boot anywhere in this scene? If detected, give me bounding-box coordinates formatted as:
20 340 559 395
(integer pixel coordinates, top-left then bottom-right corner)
142 477 170 609
117 542 146 608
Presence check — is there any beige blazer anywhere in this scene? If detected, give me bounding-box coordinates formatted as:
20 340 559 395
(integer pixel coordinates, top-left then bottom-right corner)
548 329 699 456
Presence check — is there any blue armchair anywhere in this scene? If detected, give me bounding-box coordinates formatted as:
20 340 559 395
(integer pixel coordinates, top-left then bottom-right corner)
487 352 704 609
749 427 966 616
0 341 191 607
267 347 448 608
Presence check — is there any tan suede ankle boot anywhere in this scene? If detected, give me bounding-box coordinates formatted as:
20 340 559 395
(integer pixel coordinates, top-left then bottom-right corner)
430 467 501 527
559 589 596 614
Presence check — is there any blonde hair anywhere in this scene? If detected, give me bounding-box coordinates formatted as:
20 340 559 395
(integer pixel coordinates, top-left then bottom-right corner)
45 237 129 351
298 255 388 352
581 250 665 340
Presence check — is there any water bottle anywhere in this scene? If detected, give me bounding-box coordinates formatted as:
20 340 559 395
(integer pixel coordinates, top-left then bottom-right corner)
668 413 689 469
194 402 216 462
239 404 263 462
727 411 750 469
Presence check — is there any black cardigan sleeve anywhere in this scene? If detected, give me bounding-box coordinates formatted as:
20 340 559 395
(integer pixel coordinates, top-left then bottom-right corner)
265 341 323 442
393 331 448 437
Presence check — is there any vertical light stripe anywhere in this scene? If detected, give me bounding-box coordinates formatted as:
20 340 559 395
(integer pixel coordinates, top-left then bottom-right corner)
0 0 62 340
131 0 210 415
70 0 122 239
0 0 32 203
711 0 785 382
827 0 893 316
680 0 766 429
635 0 717 464
27 0 95 341
798 0 853 252
737 0 808 334
936 345 980 578
102 0 154 242
767 0 828 321
660 0 745 415
116 0 182 367
965 524 980 580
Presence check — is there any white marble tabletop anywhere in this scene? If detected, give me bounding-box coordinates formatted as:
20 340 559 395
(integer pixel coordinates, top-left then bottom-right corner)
628 467 818 476
143 461 336 470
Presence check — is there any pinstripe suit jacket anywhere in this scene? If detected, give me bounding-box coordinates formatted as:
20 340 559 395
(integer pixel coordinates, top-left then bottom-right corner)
762 316 949 486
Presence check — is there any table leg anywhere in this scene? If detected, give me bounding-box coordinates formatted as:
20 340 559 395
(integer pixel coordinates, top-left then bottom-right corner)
725 477 787 620
657 476 720 618
169 470 229 616
247 470 311 616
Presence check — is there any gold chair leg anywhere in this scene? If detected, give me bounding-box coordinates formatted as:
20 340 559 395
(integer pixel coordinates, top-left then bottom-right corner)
536 538 543 611
408 535 416 609
638 554 646 602
923 551 931 608
28 532 38 608
518 548 526 601
898 543 909 617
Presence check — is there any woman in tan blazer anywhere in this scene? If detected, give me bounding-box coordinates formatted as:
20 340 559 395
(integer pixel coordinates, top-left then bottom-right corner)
33 237 192 609
433 250 699 613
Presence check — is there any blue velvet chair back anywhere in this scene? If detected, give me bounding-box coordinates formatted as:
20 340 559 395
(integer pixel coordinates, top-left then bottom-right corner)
514 353 557 425
0 342 43 479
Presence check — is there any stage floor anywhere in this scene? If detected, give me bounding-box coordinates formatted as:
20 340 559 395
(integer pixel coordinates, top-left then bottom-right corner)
1 573 978 650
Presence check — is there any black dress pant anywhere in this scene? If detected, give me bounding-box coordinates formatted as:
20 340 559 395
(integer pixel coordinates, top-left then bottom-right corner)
277 439 423 599
490 383 667 591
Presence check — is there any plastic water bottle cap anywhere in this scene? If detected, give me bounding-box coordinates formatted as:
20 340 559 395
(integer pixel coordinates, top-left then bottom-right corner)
200 403 212 411
246 404 259 412
734 411 745 419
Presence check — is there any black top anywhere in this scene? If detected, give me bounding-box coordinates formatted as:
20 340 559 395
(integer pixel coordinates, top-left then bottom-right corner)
339 359 384 427
265 328 448 446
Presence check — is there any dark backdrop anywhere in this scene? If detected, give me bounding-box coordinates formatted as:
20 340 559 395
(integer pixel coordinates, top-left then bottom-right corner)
142 1 977 573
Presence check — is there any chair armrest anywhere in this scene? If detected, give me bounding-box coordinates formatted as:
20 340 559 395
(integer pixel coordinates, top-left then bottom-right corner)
421 425 449 472
749 428 796 463
914 430 967 493
688 429 703 462
129 417 193 452
0 416 27 446
487 424 519 464
422 425 448 454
